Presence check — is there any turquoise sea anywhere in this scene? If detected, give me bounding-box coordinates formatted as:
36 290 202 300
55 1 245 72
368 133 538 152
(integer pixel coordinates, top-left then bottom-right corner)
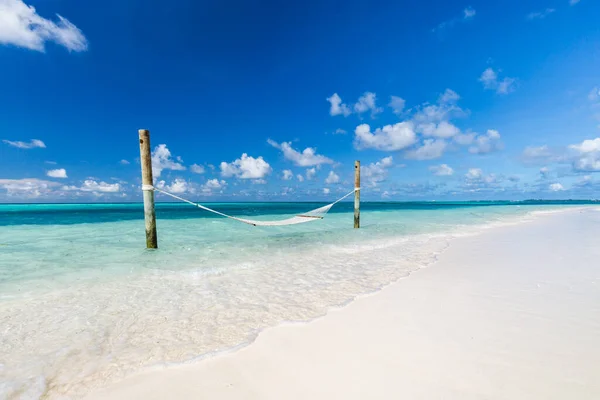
0 200 597 399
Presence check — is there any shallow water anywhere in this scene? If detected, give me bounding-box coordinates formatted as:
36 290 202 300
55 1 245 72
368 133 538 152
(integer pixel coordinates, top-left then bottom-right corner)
0 201 595 399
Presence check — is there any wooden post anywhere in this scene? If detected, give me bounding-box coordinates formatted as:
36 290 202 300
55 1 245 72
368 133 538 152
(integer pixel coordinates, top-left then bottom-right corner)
139 129 158 249
354 160 360 229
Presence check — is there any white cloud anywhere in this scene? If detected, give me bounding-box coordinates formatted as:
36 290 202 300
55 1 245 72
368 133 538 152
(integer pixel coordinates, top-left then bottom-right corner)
569 137 600 153
354 92 383 117
119 159 130 165
540 166 551 179
465 168 483 180
164 178 188 194
190 164 205 174
527 8 556 20
282 169 293 180
570 0 581 5
0 0 88 52
306 167 317 180
389 96 405 115
419 121 460 138
429 164 454 176
2 138 45 149
405 139 447 160
326 93 351 117
468 129 503 154
0 178 59 197
549 183 565 191
296 174 304 182
325 170 340 184
479 68 516 94
199 178 227 194
46 168 67 178
204 179 225 189
569 137 600 171
361 156 393 186
453 132 476 146
63 180 120 193
354 122 417 151
267 139 333 166
252 179 267 185
323 188 330 195
151 144 186 177
220 153 272 179
438 88 460 103
333 128 347 135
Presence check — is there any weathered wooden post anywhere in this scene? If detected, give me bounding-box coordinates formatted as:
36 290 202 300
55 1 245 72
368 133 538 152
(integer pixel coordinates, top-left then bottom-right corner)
354 160 360 229
139 129 158 249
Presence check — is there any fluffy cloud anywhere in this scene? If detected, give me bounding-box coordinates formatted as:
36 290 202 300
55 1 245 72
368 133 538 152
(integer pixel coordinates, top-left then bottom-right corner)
549 183 565 191
388 96 405 115
333 128 347 135
2 138 45 149
354 122 417 151
119 159 130 165
46 168 67 178
0 0 88 52
569 138 600 171
405 139 447 160
327 92 383 118
267 139 333 166
354 92 383 117
465 168 483 180
282 169 293 180
204 179 226 189
325 171 340 184
527 8 556 20
189 164 205 174
429 164 454 176
296 174 304 182
412 89 464 141
78 180 120 192
220 153 272 179
468 129 503 154
419 121 460 138
306 167 317 180
354 89 466 159
323 188 330 194
151 144 186 177
156 178 188 194
479 68 516 94
199 178 227 195
361 156 393 186
0 178 59 197
326 93 351 117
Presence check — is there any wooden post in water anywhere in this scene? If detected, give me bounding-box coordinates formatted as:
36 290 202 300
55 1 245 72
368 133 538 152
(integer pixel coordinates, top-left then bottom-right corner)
138 129 158 249
354 160 360 229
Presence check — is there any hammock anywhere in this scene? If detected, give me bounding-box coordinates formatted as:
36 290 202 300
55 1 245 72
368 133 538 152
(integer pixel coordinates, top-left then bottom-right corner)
142 185 358 227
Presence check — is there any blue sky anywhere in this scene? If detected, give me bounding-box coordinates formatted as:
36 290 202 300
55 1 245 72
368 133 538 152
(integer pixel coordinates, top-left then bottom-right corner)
1 0 599 202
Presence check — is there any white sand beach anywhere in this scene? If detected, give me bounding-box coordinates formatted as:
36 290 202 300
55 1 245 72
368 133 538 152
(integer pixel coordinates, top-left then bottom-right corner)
86 208 600 400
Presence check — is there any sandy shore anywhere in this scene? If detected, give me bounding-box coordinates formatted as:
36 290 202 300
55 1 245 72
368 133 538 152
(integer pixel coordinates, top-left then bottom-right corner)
88 208 600 400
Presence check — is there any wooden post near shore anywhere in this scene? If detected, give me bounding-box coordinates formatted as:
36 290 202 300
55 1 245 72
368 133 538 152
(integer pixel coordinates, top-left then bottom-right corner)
139 129 158 249
354 160 360 229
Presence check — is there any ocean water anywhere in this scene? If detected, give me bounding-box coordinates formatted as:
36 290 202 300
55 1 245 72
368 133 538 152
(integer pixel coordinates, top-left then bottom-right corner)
0 200 596 399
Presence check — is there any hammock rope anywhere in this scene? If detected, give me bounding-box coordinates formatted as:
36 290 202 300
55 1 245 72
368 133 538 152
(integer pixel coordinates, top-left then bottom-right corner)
142 185 358 227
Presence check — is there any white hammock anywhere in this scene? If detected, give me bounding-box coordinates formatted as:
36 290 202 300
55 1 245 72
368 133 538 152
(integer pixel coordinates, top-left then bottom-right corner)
143 185 358 227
